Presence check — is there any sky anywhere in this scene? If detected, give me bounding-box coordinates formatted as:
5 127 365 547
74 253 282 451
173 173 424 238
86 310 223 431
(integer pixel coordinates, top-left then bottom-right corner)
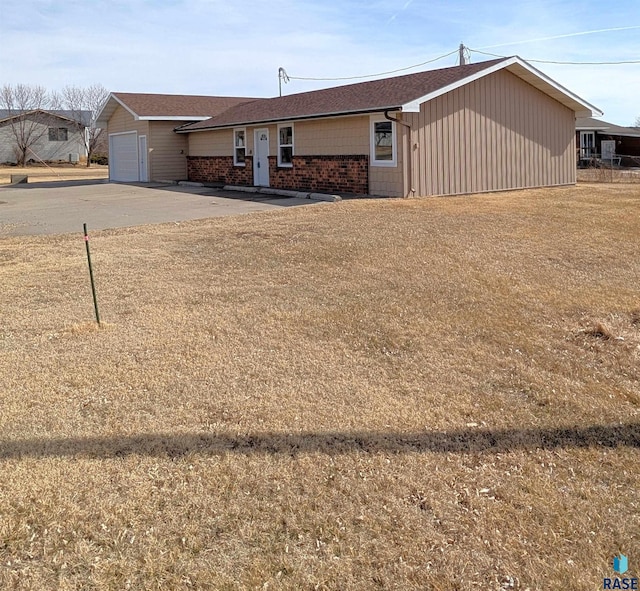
1 0 639 125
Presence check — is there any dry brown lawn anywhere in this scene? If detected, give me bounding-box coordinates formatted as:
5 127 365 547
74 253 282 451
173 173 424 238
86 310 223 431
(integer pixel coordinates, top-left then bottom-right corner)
577 167 640 183
0 182 638 590
0 164 108 185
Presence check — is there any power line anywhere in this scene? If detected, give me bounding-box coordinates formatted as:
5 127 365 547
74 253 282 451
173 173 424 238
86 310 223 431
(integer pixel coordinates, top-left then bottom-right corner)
285 49 459 82
469 47 640 65
279 43 640 96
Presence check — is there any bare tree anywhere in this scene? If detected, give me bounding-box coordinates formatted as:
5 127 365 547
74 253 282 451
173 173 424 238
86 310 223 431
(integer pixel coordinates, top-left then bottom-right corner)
60 84 109 167
635 115 640 127
0 84 52 166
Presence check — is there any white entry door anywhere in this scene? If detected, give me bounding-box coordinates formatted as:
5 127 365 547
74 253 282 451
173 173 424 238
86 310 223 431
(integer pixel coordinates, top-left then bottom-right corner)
253 128 270 187
138 135 149 182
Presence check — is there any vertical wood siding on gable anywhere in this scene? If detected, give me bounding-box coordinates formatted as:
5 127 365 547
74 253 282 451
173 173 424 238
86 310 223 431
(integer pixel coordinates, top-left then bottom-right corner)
405 69 576 197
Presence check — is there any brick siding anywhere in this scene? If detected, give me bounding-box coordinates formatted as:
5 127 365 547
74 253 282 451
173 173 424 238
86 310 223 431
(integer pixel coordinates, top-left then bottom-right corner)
270 155 368 194
187 156 253 185
187 154 369 194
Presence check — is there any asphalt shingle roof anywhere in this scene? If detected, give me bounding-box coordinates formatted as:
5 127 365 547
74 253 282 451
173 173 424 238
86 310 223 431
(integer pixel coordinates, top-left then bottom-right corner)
112 93 257 118
576 116 640 137
0 109 91 125
179 58 506 131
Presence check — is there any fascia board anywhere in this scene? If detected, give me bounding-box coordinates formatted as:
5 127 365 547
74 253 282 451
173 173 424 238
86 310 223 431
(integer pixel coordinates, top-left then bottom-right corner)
576 125 609 131
599 129 640 138
401 56 603 117
0 110 78 125
505 57 603 116
140 116 211 121
112 95 140 119
175 107 402 133
95 93 138 126
400 59 512 112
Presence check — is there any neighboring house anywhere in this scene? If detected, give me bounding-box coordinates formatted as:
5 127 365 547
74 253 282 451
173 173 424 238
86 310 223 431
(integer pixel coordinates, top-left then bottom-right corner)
95 94 257 182
576 117 640 167
98 57 602 196
0 109 89 164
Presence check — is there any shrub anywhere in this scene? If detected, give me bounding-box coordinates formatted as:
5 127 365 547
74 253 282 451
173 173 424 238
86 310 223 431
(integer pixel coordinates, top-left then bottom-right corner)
91 153 108 165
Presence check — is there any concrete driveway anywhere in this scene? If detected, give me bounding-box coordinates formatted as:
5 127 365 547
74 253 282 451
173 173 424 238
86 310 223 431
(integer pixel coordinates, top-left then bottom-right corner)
0 180 313 236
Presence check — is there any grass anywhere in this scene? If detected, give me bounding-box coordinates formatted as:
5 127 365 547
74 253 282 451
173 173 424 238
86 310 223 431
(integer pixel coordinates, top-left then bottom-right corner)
0 164 108 185
0 182 639 590
577 167 640 183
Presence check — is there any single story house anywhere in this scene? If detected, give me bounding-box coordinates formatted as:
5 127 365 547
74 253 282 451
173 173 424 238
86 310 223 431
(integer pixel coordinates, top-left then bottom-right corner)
95 93 257 182
576 117 640 167
0 109 89 164
99 57 602 196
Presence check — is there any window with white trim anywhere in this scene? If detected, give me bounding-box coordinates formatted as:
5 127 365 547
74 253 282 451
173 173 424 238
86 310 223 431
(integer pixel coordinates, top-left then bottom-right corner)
233 128 246 166
278 124 293 167
48 127 68 142
579 131 595 159
370 116 396 166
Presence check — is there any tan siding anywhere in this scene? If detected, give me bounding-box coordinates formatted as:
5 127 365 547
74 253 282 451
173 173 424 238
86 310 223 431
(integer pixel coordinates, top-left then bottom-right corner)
406 69 576 196
369 115 404 198
294 116 369 155
370 160 403 197
188 129 234 157
188 116 405 196
107 105 148 136
149 122 188 180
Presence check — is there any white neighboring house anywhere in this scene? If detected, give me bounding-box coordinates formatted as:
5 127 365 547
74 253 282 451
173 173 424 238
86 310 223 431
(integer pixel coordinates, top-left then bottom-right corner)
0 109 90 164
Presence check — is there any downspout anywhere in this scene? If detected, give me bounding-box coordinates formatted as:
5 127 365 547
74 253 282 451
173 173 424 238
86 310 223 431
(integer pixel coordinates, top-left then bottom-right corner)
384 110 415 198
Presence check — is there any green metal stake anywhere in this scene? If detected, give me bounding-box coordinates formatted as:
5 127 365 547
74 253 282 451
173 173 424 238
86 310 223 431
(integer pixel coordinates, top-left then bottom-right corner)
83 223 101 326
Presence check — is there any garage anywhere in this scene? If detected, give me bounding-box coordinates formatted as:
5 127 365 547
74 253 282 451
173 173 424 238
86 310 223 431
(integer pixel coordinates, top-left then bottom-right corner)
109 132 139 182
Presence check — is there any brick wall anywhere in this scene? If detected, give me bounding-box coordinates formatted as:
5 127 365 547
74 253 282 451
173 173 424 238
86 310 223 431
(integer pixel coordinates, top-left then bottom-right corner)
187 156 253 185
269 155 368 194
187 154 369 194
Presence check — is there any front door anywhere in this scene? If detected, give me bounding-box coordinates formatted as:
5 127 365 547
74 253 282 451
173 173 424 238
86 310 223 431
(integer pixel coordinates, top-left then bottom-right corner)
253 128 270 187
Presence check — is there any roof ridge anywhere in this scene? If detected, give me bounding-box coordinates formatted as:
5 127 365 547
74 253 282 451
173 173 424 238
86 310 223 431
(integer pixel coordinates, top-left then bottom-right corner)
177 58 511 132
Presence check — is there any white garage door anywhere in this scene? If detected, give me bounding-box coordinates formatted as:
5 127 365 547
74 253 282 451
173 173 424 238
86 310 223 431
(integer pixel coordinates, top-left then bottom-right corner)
109 132 139 182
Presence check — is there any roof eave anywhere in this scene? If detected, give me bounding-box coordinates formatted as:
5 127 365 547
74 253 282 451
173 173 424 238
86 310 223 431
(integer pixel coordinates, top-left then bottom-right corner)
140 116 211 121
504 58 603 117
400 58 512 112
0 110 84 125
400 56 603 117
175 106 404 133
96 95 251 127
96 93 139 128
576 125 609 131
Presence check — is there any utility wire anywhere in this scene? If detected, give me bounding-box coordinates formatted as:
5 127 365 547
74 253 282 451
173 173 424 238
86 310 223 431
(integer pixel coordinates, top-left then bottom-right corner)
469 47 640 65
286 49 459 81
282 44 640 94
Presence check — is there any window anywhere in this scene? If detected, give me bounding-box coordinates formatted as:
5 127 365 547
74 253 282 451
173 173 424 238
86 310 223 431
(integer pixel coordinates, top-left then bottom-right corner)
48 127 68 142
370 116 396 166
278 124 293 167
579 131 595 158
233 128 246 165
